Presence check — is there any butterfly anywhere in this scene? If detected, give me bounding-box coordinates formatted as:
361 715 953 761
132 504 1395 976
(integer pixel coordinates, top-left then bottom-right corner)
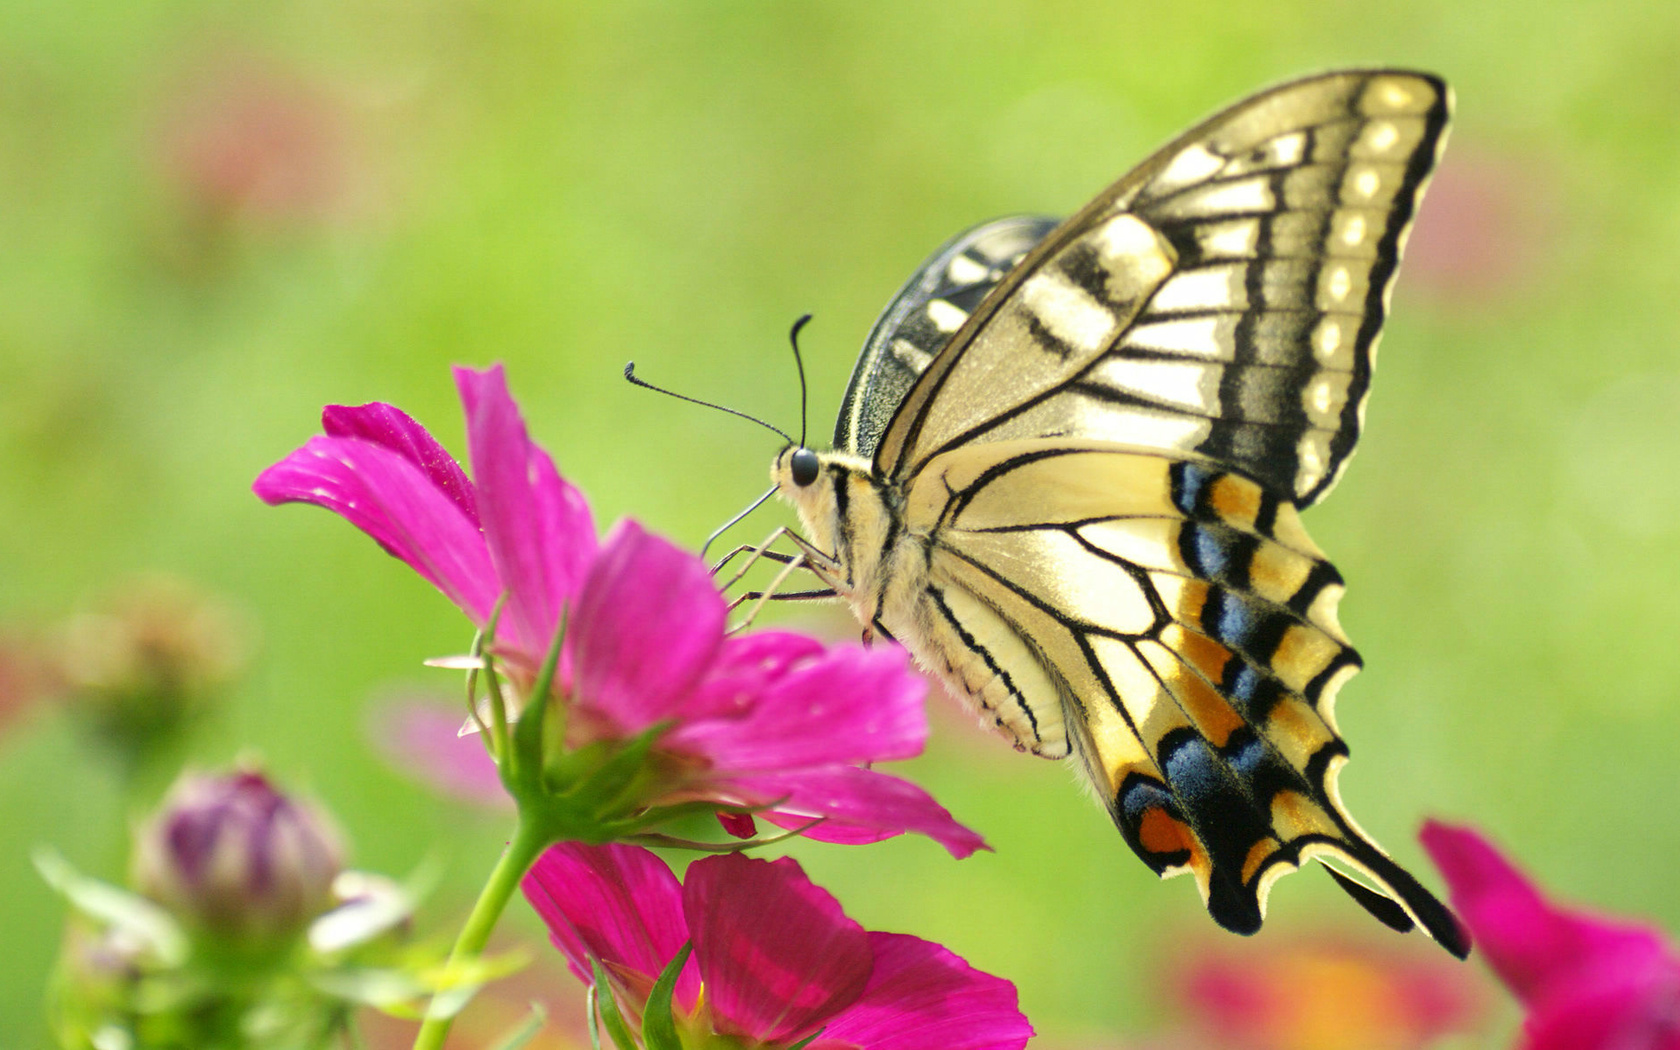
765 70 1465 956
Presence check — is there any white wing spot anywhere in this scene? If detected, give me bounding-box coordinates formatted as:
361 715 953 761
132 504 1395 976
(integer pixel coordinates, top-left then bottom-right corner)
1352 168 1382 200
1185 175 1275 215
1094 356 1219 414
1314 318 1343 362
1325 266 1353 303
1201 219 1260 257
1019 270 1117 354
1380 82 1414 110
1363 121 1399 153
927 299 969 333
1156 143 1226 192
1149 265 1244 313
890 338 934 370
947 254 989 284
1309 376 1334 416
1339 214 1367 247
1269 131 1307 166
1123 316 1228 360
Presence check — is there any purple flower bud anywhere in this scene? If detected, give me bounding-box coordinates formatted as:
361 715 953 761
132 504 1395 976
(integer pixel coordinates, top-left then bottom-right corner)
133 768 343 946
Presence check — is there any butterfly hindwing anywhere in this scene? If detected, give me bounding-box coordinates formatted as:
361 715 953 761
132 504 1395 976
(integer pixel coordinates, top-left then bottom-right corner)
875 70 1450 506
903 439 1463 951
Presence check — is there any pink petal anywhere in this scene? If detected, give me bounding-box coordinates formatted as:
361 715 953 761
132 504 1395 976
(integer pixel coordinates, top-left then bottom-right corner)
568 522 725 734
717 812 758 839
521 843 699 1010
321 402 479 528
678 631 830 725
456 365 597 658
254 435 498 623
1421 822 1673 1006
667 643 928 770
814 932 1032 1050
740 766 987 858
1526 974 1680 1050
372 701 508 808
683 853 871 1043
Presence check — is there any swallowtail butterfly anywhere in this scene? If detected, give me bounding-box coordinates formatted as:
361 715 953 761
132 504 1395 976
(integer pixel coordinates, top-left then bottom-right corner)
770 70 1465 955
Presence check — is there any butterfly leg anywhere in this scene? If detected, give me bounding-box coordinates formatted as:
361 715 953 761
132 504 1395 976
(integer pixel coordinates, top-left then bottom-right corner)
709 543 801 578
723 528 845 633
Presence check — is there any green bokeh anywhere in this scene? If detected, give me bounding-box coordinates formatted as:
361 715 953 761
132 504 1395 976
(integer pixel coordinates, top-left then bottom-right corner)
3 1 1678 1046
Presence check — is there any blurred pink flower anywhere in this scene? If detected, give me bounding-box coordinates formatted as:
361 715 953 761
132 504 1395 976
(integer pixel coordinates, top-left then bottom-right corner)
1422 821 1680 1050
1400 149 1557 306
256 366 983 856
159 59 347 220
523 842 1032 1050
1173 934 1483 1050
373 699 510 809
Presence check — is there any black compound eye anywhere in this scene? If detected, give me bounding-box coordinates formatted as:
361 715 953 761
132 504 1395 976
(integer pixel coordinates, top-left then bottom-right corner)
790 447 820 486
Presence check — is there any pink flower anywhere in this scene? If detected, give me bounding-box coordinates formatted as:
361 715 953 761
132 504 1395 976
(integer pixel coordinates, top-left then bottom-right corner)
1421 821 1680 1050
255 366 983 856
522 842 1033 1050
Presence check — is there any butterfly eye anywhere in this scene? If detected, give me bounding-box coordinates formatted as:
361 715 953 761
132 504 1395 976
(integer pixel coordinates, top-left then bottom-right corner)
790 448 820 486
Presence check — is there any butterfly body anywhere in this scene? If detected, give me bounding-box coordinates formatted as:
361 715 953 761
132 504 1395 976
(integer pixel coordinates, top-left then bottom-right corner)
770 70 1466 956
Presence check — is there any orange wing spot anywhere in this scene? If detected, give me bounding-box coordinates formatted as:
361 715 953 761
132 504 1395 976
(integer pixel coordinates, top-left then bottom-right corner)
1242 837 1280 883
1271 624 1341 692
1263 696 1336 768
1209 473 1263 528
1245 543 1315 607
1162 622 1235 683
1171 664 1247 748
1139 806 1196 858
1270 789 1331 841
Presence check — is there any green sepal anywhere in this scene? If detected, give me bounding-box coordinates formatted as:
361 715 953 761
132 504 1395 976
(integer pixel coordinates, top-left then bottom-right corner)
509 610 567 795
34 847 187 967
590 958 638 1050
787 1028 827 1050
640 942 692 1050
585 987 604 1050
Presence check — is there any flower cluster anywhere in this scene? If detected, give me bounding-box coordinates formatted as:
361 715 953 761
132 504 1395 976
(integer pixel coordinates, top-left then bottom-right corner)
523 842 1033 1050
248 366 1013 1050
254 366 981 856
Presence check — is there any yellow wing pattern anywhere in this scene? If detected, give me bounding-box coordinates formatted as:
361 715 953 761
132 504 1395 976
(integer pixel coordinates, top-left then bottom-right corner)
902 439 1466 953
876 71 1450 507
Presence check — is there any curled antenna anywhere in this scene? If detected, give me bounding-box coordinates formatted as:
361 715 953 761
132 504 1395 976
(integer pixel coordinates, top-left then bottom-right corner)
624 362 793 445
788 314 812 449
701 483 777 560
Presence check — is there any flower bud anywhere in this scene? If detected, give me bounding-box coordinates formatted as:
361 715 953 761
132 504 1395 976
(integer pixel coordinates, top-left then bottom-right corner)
132 768 343 947
59 576 252 762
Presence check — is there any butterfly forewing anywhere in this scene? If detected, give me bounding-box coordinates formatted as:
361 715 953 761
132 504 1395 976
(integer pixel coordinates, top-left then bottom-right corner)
836 216 1058 458
875 70 1450 506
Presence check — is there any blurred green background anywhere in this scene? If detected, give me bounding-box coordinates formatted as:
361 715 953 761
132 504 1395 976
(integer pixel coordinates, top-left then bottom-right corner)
3 1 1679 1046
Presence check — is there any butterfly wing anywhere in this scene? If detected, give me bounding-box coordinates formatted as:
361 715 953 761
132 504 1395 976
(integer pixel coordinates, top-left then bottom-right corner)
836 215 1058 458
874 70 1450 506
901 438 1466 955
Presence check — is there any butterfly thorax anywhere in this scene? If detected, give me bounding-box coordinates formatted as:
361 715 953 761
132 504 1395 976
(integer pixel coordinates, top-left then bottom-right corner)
771 447 906 627
772 445 1071 757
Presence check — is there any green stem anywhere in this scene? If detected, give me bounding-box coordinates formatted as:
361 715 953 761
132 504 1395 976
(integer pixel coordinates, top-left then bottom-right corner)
412 816 551 1050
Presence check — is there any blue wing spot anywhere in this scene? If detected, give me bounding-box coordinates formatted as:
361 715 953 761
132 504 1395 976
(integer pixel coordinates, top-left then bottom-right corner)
1202 587 1290 662
1158 729 1269 935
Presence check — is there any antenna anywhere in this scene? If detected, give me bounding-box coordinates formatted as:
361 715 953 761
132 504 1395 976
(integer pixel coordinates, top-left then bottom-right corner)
624 362 793 445
788 314 812 448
